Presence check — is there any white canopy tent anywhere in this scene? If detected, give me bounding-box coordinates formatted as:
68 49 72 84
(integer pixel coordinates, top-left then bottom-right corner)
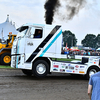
0 15 18 41
97 48 100 51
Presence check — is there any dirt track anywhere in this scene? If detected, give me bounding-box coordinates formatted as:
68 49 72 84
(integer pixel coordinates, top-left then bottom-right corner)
0 69 89 100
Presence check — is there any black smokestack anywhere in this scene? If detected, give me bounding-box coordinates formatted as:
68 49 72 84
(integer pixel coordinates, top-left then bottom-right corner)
44 0 60 24
44 0 86 24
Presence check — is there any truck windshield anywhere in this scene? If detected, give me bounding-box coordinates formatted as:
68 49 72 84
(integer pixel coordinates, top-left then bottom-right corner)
16 26 28 38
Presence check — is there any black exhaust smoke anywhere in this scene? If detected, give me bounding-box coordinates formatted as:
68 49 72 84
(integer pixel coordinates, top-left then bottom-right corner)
66 0 86 20
44 0 60 24
44 0 86 24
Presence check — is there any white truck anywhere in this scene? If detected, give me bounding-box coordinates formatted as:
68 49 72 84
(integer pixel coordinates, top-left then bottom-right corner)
11 23 100 79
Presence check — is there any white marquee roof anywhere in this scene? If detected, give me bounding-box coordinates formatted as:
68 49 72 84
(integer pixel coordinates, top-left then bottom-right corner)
0 15 18 40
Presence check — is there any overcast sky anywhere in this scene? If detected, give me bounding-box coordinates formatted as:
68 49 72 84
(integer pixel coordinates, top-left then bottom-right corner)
0 0 100 45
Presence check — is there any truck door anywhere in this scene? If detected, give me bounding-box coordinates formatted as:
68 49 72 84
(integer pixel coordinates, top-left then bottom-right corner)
25 27 43 61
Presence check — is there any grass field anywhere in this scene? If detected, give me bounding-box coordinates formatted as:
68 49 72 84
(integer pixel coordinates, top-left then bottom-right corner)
52 58 81 61
0 58 81 68
0 65 11 68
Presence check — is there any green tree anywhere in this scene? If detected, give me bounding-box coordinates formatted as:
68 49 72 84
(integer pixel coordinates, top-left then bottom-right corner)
95 34 100 49
81 34 96 48
62 30 77 48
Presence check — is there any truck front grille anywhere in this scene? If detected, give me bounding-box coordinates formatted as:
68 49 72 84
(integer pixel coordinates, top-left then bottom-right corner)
11 56 16 68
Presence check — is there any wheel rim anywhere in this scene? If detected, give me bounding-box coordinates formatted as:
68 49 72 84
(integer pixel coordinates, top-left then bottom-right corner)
3 56 11 63
89 69 97 77
36 64 46 74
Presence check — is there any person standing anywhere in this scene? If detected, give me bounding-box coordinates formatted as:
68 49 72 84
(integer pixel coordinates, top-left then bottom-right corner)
88 71 100 100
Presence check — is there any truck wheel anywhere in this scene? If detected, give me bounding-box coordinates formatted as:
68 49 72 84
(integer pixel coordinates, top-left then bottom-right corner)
22 69 32 76
0 53 11 65
32 60 49 78
86 67 100 80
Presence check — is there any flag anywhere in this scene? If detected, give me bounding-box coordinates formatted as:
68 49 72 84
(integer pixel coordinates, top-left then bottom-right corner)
1 28 3 39
1 29 5 42
66 43 67 48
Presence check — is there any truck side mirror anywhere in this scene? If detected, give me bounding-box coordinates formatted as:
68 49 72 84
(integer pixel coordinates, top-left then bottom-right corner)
30 27 35 34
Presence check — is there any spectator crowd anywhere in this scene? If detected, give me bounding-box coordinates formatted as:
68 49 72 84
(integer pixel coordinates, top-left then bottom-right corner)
62 47 100 56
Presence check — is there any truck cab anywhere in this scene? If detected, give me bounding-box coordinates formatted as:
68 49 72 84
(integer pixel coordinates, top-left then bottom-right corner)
11 23 62 66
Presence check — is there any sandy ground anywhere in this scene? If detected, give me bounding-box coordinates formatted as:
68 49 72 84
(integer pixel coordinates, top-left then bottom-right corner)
0 69 89 100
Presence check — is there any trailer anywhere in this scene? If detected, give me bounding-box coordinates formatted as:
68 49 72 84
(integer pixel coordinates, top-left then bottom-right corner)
11 23 100 79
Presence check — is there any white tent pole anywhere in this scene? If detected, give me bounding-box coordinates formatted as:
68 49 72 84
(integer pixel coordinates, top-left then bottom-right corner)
6 14 9 22
1 28 3 40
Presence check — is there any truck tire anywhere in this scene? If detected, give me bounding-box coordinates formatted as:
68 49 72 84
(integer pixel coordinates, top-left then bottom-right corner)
32 60 49 78
22 69 32 76
86 66 100 80
0 53 11 65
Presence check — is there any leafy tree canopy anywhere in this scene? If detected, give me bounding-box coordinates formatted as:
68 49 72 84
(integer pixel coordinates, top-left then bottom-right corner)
62 30 77 48
95 34 100 48
81 34 96 48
